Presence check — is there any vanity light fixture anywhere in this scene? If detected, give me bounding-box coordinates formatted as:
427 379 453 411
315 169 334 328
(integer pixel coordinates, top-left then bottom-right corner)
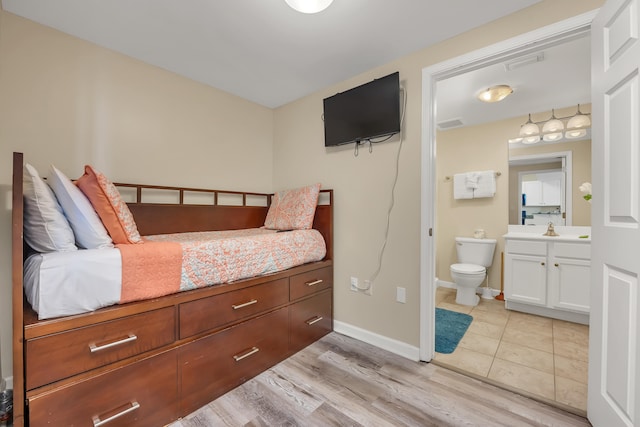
518 113 540 144
477 84 513 103
565 104 591 139
285 0 333 14
511 105 591 145
542 109 564 142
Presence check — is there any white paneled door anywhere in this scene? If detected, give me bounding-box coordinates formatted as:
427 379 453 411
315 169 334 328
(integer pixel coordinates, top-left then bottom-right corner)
589 0 640 425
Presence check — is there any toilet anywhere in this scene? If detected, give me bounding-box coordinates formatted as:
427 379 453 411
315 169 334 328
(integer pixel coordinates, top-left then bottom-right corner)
450 236 497 306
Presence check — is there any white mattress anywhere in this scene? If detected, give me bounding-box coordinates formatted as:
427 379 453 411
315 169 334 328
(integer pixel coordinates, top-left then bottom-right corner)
24 249 122 320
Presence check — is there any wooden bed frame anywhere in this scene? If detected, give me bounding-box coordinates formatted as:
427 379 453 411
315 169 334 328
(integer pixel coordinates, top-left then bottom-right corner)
11 152 334 427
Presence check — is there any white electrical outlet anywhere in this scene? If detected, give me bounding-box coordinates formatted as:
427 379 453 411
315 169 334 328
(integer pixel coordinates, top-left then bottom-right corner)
396 286 406 303
350 276 358 292
363 279 373 296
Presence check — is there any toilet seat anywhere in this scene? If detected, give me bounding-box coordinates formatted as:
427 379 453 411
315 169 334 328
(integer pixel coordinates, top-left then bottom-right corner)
450 263 485 274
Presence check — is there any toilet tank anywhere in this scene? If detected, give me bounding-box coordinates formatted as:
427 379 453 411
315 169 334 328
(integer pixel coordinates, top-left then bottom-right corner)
455 237 497 267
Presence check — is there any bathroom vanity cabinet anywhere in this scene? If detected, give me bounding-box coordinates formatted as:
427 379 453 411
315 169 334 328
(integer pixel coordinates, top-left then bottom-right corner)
504 232 590 324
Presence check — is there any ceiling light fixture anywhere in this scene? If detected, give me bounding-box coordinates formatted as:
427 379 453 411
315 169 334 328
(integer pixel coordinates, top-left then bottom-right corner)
477 84 513 103
285 0 334 14
510 105 591 145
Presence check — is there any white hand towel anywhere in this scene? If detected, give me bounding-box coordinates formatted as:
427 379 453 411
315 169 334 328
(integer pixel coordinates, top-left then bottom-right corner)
473 170 496 198
454 173 474 199
465 172 479 189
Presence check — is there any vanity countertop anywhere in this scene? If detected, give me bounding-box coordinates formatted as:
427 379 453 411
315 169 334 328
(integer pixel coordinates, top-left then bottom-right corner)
504 225 591 242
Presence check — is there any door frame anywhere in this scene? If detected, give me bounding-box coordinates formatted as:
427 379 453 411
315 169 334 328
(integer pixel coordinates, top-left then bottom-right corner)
419 11 597 361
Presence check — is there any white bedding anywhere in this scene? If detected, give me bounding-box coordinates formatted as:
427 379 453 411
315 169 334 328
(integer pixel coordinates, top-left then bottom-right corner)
24 249 122 319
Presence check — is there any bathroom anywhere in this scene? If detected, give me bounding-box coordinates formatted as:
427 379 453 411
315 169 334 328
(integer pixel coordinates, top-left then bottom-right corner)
430 30 592 411
432 102 592 412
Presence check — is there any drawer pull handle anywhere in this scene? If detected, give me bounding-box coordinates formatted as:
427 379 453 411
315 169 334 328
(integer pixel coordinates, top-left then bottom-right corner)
232 299 258 310
555 263 559 267
92 401 140 427
306 316 324 326
306 279 323 287
233 346 260 362
89 334 137 353
541 262 545 266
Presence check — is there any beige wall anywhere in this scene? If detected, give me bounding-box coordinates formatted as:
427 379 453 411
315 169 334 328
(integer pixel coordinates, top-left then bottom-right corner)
274 0 603 347
0 0 604 381
435 123 510 290
0 11 274 382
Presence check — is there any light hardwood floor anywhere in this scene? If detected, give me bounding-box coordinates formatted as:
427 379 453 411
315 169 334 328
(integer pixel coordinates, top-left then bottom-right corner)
434 287 589 415
170 332 590 426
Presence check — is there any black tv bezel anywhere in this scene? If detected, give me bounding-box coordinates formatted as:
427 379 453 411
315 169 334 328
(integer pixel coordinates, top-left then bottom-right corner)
323 72 401 147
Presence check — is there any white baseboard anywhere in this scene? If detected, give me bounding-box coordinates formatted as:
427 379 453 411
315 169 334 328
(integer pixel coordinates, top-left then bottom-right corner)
437 280 500 296
333 320 420 361
436 279 455 289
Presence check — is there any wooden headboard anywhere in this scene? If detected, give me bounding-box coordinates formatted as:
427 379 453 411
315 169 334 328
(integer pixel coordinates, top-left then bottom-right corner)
118 182 333 261
10 151 333 427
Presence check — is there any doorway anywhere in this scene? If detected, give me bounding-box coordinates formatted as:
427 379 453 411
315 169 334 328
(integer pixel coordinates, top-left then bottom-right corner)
419 10 596 411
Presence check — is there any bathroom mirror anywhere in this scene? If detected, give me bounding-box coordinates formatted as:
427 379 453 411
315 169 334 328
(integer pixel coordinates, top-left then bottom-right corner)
508 127 592 226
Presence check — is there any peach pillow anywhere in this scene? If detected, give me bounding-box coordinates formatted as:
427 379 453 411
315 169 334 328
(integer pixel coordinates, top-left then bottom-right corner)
264 183 321 230
76 165 143 244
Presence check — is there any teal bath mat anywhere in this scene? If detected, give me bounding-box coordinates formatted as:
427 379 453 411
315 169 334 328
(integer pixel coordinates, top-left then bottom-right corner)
435 308 473 354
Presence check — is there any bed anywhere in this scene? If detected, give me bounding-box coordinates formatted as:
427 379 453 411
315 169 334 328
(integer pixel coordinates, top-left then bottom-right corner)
10 152 334 427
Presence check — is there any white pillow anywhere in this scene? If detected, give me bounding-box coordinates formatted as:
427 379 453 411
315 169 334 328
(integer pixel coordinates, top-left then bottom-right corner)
47 165 114 249
23 163 77 252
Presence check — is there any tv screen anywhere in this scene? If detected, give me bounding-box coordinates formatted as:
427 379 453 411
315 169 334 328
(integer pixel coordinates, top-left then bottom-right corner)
323 72 400 147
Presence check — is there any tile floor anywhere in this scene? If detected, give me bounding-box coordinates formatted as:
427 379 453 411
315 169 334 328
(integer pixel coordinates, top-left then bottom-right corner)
433 286 589 415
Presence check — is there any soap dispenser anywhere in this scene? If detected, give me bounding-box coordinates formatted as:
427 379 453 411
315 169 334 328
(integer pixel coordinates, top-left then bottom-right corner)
543 222 559 236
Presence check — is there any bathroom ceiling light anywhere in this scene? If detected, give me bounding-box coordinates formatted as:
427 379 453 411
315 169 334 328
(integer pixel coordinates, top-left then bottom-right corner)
285 0 333 13
477 85 513 103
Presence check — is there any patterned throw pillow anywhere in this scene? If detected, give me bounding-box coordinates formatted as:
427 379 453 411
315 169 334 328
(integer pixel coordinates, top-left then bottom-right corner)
76 165 143 244
264 183 321 230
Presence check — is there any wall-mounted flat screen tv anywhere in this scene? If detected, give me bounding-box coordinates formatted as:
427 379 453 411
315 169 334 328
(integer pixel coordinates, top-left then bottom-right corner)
323 72 400 147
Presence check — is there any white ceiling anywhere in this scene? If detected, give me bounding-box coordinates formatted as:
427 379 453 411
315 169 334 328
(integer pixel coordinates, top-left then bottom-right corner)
436 33 591 129
1 0 541 108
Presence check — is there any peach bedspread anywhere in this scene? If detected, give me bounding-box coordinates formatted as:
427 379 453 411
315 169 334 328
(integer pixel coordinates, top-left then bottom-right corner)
118 228 326 303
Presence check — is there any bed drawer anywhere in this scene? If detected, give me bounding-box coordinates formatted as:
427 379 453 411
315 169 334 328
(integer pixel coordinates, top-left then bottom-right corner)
179 307 289 415
26 307 175 390
290 289 333 354
28 349 178 427
179 278 288 339
290 266 333 301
